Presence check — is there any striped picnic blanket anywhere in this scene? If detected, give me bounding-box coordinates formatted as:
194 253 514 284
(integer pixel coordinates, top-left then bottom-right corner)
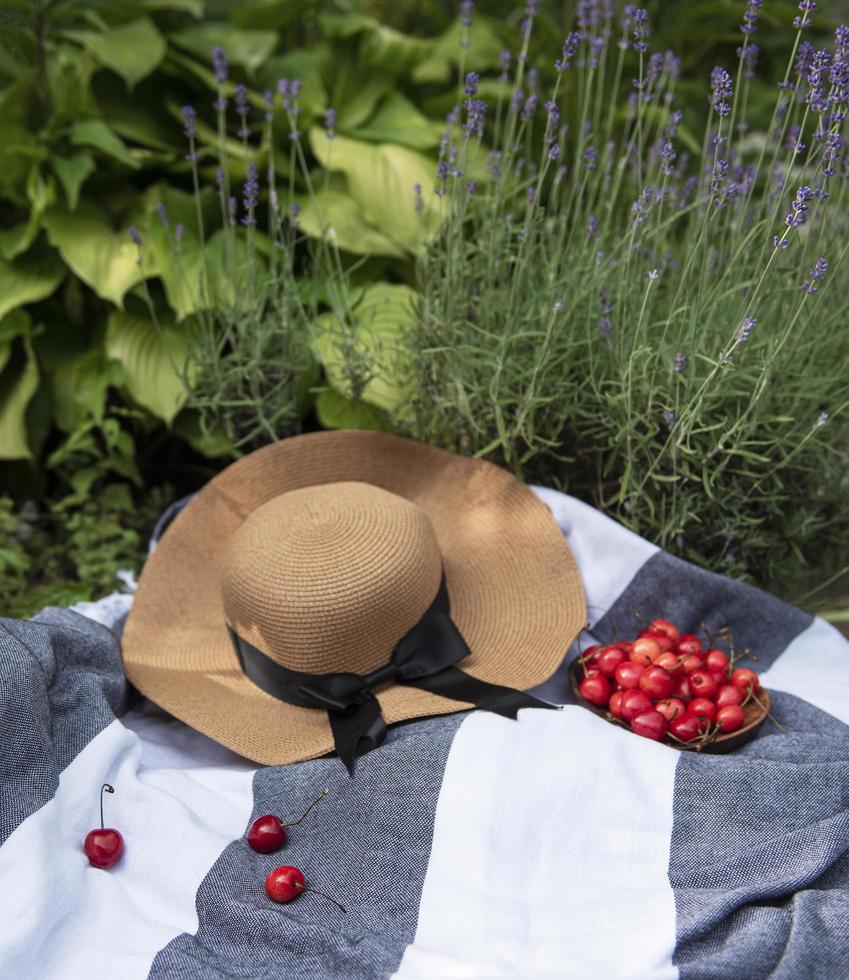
1 485 848 980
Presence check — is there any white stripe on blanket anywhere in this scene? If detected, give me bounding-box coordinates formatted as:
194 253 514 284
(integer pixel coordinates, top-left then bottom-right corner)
0 714 255 979
760 616 849 725
393 707 678 979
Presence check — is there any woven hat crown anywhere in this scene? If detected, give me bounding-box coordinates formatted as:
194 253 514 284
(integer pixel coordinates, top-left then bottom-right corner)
221 481 444 675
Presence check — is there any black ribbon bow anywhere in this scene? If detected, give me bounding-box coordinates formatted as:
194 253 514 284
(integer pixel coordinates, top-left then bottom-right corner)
229 576 556 773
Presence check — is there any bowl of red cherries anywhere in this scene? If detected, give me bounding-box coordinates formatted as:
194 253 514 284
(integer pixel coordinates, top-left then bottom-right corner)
569 618 772 751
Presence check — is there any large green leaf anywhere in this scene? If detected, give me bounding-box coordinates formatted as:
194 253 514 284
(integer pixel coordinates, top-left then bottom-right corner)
313 282 417 413
0 334 39 460
229 0 302 30
105 311 191 424
329 59 395 131
43 203 156 307
314 388 384 431
170 24 278 74
51 348 124 432
66 18 166 89
0 252 65 320
298 184 405 258
310 129 440 254
69 118 140 169
352 92 443 150
52 150 96 210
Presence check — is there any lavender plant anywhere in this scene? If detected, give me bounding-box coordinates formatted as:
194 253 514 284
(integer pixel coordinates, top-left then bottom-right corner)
399 0 849 591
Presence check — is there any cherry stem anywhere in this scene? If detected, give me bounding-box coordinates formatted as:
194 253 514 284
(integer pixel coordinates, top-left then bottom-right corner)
296 880 347 914
100 783 114 830
284 788 330 828
751 691 785 732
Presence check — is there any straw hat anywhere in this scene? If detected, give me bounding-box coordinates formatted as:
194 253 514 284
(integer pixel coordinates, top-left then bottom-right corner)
122 430 586 769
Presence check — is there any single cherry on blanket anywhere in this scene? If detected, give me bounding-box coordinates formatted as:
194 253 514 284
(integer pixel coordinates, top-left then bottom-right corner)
265 866 347 913
84 783 124 869
247 789 330 853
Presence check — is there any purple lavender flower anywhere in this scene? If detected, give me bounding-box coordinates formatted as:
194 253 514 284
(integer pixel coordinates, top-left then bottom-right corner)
464 98 486 138
235 84 250 139
290 201 300 221
584 145 598 170
467 180 478 195
663 49 681 82
242 161 259 226
632 8 650 54
737 41 759 80
817 410 829 426
740 0 762 36
736 316 756 342
155 202 169 228
460 0 474 28
673 352 686 374
175 223 185 245
181 105 197 140
785 185 815 227
325 107 337 140
521 94 538 122
128 225 142 246
500 50 511 76
587 215 598 240
212 47 228 85
544 100 560 132
785 123 806 154
509 88 524 114
659 140 676 176
807 48 831 113
803 256 828 292
277 79 302 113
710 67 733 117
794 0 816 30
823 132 842 176
631 185 655 224
663 409 676 427
556 32 580 72
548 142 560 160
465 72 479 97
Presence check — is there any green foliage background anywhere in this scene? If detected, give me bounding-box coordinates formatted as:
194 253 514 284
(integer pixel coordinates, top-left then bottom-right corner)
0 0 846 617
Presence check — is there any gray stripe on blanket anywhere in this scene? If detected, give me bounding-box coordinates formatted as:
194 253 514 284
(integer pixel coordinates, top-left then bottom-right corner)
670 690 849 980
147 712 467 980
0 609 126 846
591 550 812 674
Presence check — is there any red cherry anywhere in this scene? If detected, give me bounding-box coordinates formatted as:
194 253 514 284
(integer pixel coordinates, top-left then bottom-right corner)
621 689 653 723
704 649 730 674
596 646 628 676
265 866 347 913
681 654 704 675
639 629 674 652
247 790 330 853
609 690 626 719
717 704 745 733
731 667 760 692
669 714 703 742
675 634 703 657
631 710 668 741
639 665 675 700
617 641 633 652
655 698 686 722
649 618 681 641
716 684 744 708
689 670 718 699
655 652 683 672
580 644 601 664
580 673 611 707
630 637 661 666
672 674 693 700
84 783 124 870
614 661 645 690
265 865 306 903
687 697 717 724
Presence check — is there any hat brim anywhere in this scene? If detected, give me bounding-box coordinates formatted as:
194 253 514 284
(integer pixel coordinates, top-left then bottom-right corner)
122 431 587 765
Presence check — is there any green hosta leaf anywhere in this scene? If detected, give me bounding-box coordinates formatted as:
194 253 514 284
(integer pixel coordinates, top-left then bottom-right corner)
170 24 278 74
298 185 405 258
432 16 505 70
229 0 302 30
314 388 385 431
313 282 417 414
69 119 140 169
0 334 39 460
0 310 30 348
0 252 65 320
51 348 124 432
0 214 41 261
66 18 166 89
144 0 204 16
330 60 395 131
310 130 441 253
105 311 191 424
352 92 443 150
359 24 433 73
52 150 96 209
43 203 159 307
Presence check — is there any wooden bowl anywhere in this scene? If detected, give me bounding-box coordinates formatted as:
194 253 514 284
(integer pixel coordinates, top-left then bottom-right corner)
569 661 771 753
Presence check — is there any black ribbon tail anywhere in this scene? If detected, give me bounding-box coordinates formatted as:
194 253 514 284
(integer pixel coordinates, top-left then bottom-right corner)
409 665 557 719
326 694 388 774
